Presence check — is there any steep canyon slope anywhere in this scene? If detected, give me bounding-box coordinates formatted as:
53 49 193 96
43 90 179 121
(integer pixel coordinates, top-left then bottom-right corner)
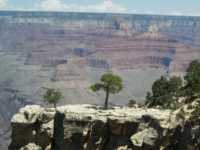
0 11 200 149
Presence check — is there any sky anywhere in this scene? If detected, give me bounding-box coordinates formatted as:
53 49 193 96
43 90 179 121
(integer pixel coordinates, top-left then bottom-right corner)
0 0 200 16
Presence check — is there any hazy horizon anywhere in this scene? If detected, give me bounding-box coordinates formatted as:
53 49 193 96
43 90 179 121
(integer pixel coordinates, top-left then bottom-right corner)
0 0 200 17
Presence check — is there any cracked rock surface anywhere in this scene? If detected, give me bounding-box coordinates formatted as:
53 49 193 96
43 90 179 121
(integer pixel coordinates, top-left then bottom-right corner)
9 104 200 150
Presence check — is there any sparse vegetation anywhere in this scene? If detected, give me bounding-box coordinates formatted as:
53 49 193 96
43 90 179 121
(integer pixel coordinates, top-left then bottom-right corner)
184 60 200 102
145 59 200 109
90 73 123 109
43 88 62 109
145 76 182 108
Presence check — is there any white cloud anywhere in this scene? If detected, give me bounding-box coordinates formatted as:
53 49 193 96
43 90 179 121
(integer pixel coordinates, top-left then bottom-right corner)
128 9 200 17
36 0 63 11
35 0 126 13
161 11 200 17
91 0 126 12
185 11 200 17
0 0 8 9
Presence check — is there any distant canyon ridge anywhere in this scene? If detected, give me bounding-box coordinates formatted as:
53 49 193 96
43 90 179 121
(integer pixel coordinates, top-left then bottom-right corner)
0 11 200 105
0 11 200 149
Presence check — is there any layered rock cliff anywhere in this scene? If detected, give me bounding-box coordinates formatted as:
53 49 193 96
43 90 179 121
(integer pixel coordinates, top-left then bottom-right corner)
0 11 200 106
9 104 200 150
1 11 200 149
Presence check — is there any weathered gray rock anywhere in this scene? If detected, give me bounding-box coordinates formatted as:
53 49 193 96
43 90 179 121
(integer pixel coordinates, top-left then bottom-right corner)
9 104 200 150
19 143 42 150
131 127 158 147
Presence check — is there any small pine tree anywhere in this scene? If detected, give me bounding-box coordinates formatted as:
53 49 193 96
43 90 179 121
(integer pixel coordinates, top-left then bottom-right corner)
44 88 62 109
90 73 123 109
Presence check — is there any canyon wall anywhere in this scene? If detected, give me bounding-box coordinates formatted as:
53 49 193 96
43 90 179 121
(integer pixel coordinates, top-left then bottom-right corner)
0 11 200 149
1 11 200 105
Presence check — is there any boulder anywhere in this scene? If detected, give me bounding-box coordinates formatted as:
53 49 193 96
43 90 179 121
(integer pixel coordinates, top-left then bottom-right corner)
130 128 158 148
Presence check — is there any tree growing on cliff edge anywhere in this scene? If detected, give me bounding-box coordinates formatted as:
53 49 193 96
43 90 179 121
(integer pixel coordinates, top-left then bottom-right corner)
90 73 123 109
184 60 200 101
44 88 62 109
145 76 182 108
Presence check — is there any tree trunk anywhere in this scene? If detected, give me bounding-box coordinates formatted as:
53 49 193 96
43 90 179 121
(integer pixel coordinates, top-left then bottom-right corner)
104 87 109 109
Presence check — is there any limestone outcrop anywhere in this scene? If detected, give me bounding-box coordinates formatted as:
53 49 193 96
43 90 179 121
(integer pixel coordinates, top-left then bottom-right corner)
9 104 200 150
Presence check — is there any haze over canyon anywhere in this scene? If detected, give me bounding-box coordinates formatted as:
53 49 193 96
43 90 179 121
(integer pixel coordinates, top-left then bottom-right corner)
0 11 200 149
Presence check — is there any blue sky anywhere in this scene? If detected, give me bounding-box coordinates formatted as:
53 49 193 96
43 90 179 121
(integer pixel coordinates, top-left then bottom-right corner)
0 0 200 16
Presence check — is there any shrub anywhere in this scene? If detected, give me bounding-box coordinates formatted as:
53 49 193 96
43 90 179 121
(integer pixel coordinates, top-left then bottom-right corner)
44 88 62 109
145 76 182 108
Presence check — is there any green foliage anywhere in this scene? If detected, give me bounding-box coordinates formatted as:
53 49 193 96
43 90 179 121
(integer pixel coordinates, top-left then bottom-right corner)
91 73 123 94
90 83 103 92
146 76 182 108
184 60 200 100
168 76 183 95
90 73 123 109
44 88 62 108
145 92 153 105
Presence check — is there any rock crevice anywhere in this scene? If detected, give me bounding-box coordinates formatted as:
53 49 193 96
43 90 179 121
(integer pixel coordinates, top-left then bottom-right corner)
9 105 200 150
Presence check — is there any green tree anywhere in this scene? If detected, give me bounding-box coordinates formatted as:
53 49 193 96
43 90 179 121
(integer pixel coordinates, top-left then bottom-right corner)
90 73 123 109
44 88 62 109
146 76 182 108
145 92 153 105
184 60 200 101
168 76 183 96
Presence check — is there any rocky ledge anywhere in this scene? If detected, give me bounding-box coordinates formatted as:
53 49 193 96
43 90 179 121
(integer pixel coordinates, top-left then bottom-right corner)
9 104 200 150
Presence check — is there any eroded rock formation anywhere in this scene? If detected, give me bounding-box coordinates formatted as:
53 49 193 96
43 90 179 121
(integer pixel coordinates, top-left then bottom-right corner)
0 11 200 106
9 104 200 150
1 11 200 149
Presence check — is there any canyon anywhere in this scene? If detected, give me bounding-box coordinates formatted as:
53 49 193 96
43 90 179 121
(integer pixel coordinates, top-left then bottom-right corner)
0 11 200 149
